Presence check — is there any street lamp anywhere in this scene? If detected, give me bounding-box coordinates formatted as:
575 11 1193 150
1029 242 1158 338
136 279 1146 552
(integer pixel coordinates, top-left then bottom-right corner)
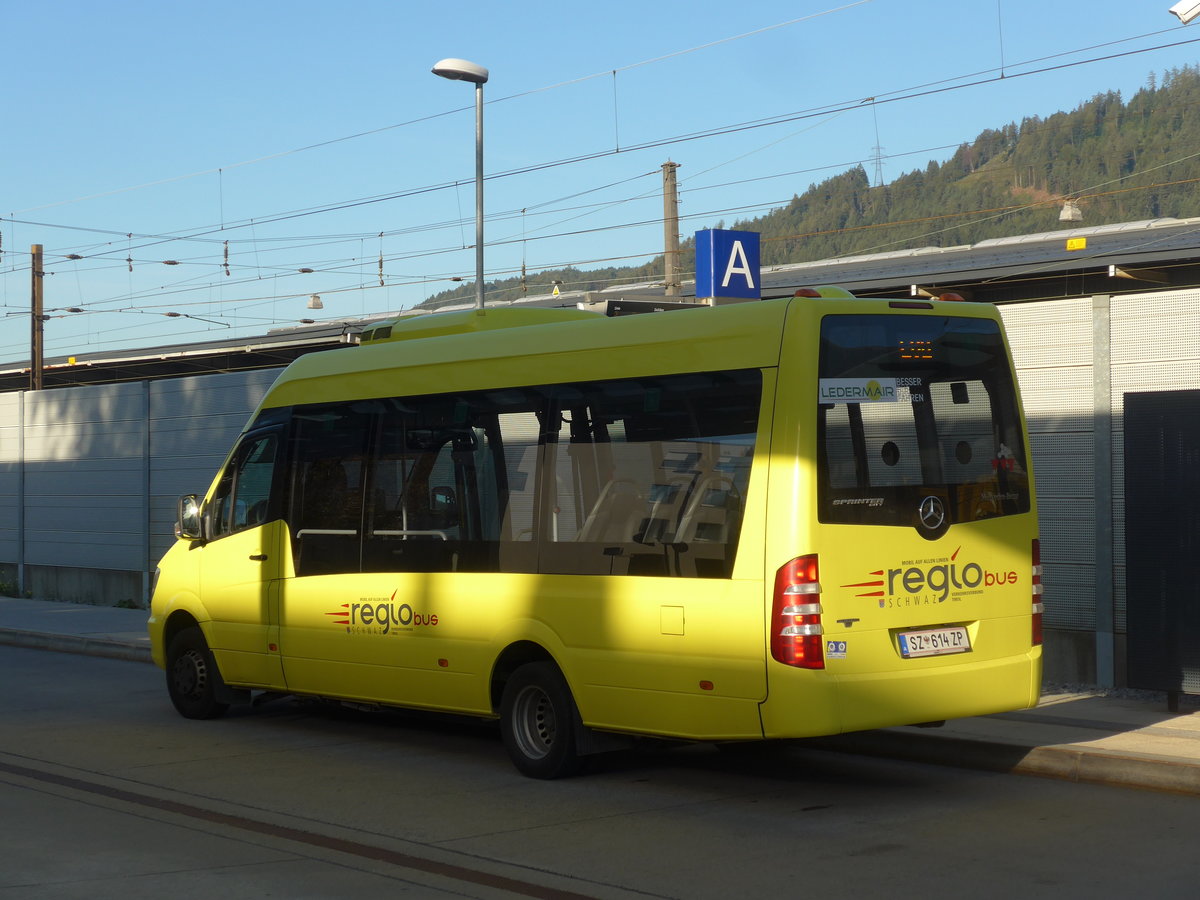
432 57 489 310
1169 1 1200 23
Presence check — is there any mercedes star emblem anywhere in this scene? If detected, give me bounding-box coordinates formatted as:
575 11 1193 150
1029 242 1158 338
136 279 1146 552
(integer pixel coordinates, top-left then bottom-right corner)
919 495 946 530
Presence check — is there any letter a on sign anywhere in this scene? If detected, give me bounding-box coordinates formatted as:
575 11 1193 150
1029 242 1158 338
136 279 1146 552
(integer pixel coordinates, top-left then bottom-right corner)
695 229 761 301
722 241 754 289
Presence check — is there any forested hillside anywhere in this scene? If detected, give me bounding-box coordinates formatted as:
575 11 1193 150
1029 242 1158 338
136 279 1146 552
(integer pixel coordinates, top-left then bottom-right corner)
423 66 1200 308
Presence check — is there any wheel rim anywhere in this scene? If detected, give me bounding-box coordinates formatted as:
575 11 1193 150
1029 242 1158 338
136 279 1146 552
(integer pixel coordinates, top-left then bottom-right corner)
171 648 208 701
511 683 556 761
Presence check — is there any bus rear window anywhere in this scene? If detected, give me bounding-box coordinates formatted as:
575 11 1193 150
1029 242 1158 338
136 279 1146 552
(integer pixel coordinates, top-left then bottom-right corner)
817 314 1030 528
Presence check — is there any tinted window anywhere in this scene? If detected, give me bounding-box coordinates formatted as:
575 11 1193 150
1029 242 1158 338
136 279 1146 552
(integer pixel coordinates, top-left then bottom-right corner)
288 405 372 575
208 432 279 539
359 391 541 574
542 370 761 578
817 314 1030 528
281 369 762 578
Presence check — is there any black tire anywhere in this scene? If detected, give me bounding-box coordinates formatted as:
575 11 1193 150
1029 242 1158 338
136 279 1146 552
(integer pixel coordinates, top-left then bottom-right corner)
165 626 230 720
499 662 582 779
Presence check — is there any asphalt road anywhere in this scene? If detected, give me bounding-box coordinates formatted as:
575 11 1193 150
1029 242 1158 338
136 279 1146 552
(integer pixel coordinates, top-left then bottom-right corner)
3 645 1199 899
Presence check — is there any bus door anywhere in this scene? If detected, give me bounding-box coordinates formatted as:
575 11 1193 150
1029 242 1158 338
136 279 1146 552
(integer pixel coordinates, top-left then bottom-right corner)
198 428 286 689
274 403 379 697
275 395 538 713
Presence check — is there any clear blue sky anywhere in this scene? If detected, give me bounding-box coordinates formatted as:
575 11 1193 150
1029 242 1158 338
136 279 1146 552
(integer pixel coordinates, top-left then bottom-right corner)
3 0 1199 361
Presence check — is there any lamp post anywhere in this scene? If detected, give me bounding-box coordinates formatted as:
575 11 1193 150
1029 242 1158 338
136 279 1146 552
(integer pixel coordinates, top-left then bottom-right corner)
432 57 489 310
1169 1 1200 24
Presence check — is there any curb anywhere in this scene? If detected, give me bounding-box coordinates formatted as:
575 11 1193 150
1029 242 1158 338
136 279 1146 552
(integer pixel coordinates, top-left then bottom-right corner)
0 629 153 665
808 730 1200 796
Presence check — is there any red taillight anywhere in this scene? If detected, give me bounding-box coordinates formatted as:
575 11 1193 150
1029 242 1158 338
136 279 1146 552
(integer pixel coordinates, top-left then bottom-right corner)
772 555 825 669
1031 538 1044 646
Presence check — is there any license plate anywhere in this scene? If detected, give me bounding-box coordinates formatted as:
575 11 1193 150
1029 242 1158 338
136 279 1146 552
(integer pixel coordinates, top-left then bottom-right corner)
898 626 971 658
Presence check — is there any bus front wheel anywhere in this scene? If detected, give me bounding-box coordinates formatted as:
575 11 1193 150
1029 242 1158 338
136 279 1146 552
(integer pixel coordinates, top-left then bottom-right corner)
166 626 230 720
500 662 582 779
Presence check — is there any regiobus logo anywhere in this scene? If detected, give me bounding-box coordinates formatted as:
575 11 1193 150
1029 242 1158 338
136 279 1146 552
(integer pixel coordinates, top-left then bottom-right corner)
327 590 439 634
841 547 1019 607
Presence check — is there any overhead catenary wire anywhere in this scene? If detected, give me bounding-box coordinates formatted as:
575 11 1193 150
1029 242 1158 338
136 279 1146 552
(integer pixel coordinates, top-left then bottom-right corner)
4 163 1199 351
7 25 1196 259
26 143 1200 309
3 20 1199 359
9 2 876 217
14 82 1197 276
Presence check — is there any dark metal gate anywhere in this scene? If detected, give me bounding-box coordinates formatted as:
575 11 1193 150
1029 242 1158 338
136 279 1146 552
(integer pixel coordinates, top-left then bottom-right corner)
1124 389 1200 705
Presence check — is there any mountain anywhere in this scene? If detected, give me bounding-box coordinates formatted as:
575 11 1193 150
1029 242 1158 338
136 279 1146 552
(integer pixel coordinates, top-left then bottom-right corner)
421 65 1200 308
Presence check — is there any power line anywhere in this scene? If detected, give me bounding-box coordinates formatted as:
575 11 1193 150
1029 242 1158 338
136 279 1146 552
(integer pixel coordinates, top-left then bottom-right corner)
9 28 1196 262
7 159 1198 349
9 2 877 217
5 27 1198 358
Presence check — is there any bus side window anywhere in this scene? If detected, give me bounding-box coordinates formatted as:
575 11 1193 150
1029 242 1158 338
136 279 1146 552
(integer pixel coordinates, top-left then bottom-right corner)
543 370 760 578
288 406 372 576
496 411 540 543
208 432 279 540
359 393 541 574
281 373 759 579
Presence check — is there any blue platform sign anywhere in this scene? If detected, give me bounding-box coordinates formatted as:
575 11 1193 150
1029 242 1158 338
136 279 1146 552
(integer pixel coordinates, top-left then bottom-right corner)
695 228 760 300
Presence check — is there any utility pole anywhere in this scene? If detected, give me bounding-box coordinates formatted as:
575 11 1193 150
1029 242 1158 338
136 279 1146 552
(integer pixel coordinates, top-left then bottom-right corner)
30 244 44 391
662 161 681 298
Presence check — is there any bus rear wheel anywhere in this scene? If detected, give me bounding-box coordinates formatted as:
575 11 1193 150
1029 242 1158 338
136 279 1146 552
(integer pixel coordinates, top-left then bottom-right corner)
166 626 229 720
500 662 581 779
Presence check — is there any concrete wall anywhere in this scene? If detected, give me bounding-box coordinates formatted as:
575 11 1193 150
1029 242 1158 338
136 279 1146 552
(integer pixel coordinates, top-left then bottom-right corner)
1000 298 1098 683
0 369 279 605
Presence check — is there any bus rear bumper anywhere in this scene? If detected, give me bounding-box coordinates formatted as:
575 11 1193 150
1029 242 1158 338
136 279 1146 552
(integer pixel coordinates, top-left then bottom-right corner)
760 650 1042 738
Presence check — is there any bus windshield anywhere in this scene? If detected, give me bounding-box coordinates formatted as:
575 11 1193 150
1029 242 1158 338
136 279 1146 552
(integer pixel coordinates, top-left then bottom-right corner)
817 313 1031 529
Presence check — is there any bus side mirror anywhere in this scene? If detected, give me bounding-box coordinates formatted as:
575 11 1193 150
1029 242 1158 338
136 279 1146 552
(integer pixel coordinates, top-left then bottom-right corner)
176 495 203 540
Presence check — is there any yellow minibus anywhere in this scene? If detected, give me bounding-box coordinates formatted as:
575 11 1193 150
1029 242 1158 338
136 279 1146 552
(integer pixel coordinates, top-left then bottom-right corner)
149 292 1042 777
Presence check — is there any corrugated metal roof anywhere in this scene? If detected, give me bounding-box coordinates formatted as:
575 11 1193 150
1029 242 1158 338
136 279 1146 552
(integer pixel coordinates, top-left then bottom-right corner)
757 217 1200 296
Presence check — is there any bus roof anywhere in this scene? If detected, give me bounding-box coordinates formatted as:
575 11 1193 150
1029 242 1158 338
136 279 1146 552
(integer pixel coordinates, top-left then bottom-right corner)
359 307 600 344
257 296 1002 413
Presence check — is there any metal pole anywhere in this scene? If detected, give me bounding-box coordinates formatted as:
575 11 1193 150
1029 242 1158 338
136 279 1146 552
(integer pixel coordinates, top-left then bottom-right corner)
17 392 25 595
142 380 153 607
662 162 681 298
1093 292 1115 687
31 244 44 391
431 58 488 309
474 81 485 310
